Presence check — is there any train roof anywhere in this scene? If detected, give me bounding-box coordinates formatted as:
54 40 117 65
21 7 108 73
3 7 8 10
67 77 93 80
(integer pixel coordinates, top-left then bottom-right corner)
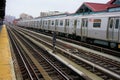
19 11 120 22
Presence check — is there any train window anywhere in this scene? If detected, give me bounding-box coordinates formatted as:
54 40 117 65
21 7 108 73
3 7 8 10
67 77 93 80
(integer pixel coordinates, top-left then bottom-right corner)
43 21 44 26
37 21 39 26
44 21 45 25
65 19 69 26
56 20 58 26
77 20 80 25
46 21 47 25
43 21 46 26
86 20 88 27
81 19 88 27
40 20 42 25
110 19 113 28
52 20 54 25
67 19 69 26
74 20 77 26
65 19 67 26
48 20 50 26
49 20 51 25
93 19 101 28
39 21 41 26
60 20 63 26
81 20 85 27
115 19 119 29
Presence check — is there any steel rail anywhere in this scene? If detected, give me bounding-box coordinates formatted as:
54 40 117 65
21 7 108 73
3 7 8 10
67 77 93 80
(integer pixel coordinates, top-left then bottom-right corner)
15 26 120 80
7 27 34 80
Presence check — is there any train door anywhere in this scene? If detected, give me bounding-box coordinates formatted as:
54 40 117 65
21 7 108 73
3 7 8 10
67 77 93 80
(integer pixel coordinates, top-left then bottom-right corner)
48 20 50 30
55 20 57 31
65 19 67 32
37 21 39 28
40 20 42 29
81 18 88 37
42 21 44 29
74 20 77 34
39 20 42 29
108 17 120 41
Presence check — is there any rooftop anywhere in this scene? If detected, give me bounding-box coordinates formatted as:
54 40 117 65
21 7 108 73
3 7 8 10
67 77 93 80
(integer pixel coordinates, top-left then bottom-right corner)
76 0 120 14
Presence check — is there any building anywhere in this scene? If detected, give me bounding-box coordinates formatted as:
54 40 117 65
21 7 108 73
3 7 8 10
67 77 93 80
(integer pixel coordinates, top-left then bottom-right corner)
40 11 68 17
4 15 15 24
20 13 33 20
75 0 120 14
39 0 120 17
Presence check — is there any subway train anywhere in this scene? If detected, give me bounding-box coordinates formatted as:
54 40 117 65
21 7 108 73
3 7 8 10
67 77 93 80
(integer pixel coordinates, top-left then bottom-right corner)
17 12 120 49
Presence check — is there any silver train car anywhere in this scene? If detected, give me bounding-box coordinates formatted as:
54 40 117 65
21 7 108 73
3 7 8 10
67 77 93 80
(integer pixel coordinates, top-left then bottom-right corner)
17 12 120 49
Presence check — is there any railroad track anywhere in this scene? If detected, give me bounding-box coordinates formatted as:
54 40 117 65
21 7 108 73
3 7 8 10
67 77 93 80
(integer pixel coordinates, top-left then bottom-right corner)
7 27 43 80
14 26 120 80
26 27 120 57
7 26 86 80
58 37 120 57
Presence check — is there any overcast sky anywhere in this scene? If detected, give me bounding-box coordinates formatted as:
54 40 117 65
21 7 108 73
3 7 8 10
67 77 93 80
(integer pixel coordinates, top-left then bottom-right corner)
6 0 110 18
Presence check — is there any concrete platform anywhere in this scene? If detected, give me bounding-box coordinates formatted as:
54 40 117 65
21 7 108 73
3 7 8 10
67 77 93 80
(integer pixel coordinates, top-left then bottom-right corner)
0 25 16 80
